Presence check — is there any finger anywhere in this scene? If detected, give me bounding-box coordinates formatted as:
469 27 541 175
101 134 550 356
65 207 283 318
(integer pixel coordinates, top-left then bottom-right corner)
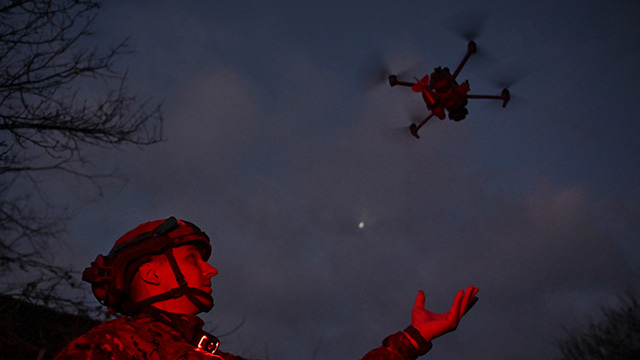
413 290 426 311
458 291 470 321
449 289 464 324
461 287 480 318
458 286 474 321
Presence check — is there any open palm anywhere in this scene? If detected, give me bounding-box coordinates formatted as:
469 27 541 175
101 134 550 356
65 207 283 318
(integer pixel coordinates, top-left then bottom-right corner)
411 286 479 342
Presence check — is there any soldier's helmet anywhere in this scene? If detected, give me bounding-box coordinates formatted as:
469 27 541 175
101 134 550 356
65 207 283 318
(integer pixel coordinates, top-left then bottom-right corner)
82 217 212 315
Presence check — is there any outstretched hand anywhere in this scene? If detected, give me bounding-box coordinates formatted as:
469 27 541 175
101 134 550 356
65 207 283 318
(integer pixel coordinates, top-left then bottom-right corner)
411 286 479 342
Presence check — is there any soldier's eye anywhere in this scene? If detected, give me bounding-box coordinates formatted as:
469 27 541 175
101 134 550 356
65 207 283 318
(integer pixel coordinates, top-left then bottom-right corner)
185 253 198 263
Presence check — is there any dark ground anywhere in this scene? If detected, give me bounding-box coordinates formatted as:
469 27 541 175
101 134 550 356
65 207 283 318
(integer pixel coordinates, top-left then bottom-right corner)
0 296 101 360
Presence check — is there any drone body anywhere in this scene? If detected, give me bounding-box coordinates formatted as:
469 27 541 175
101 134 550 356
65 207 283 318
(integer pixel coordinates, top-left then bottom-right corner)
389 41 510 139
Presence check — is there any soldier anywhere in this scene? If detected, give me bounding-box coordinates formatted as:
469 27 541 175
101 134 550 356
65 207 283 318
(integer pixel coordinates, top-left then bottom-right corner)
54 217 479 359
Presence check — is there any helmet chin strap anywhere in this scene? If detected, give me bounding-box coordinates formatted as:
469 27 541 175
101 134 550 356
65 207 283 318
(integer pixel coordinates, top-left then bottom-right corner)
130 248 214 315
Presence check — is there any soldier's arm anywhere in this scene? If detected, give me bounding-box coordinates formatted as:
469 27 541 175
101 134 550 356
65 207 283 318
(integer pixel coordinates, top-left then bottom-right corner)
360 286 478 360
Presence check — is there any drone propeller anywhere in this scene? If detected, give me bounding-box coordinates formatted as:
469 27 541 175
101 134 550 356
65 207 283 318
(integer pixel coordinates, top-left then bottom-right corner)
487 61 529 90
378 106 433 144
386 123 414 142
487 62 529 107
359 49 392 90
446 7 487 42
442 8 495 69
359 48 432 91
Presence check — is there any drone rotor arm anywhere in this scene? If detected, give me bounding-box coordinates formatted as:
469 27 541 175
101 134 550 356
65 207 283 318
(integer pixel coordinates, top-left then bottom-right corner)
467 88 510 107
451 41 477 80
388 75 416 87
466 94 503 99
409 112 435 139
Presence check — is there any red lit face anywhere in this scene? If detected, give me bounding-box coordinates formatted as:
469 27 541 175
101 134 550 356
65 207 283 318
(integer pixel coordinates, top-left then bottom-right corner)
173 244 218 291
153 244 218 316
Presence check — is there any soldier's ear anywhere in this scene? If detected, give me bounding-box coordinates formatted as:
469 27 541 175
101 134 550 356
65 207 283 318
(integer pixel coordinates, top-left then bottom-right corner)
138 262 161 285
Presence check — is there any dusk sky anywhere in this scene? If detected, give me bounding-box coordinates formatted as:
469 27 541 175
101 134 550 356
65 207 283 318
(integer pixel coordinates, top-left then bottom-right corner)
47 1 640 359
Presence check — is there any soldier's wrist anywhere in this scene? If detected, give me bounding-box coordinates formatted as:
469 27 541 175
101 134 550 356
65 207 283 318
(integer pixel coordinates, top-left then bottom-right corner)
404 325 433 355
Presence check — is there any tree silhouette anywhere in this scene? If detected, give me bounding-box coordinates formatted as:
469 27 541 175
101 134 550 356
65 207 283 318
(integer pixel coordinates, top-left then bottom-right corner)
556 291 640 360
0 0 162 313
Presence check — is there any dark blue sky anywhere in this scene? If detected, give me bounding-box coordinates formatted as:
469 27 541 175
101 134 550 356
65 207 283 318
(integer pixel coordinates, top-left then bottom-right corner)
49 1 640 359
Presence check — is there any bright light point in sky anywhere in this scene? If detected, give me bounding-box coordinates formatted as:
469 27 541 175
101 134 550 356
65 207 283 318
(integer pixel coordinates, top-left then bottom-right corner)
358 222 365 229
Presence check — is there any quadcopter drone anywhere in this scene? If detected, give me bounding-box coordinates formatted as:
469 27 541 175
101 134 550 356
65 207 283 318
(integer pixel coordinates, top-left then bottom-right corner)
389 41 510 139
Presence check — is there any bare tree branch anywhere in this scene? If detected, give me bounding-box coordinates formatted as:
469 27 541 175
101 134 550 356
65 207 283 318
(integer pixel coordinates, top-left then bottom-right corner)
0 0 163 314
556 291 640 360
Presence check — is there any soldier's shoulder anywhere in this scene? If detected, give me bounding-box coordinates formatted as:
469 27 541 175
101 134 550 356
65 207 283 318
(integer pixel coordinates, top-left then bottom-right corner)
54 315 164 360
80 316 141 335
90 314 173 341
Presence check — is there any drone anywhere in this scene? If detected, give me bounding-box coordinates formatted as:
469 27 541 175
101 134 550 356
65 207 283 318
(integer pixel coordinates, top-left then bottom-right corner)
389 41 510 139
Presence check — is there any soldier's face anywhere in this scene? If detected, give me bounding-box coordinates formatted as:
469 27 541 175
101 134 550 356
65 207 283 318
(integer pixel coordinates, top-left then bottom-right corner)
173 244 218 294
153 244 218 314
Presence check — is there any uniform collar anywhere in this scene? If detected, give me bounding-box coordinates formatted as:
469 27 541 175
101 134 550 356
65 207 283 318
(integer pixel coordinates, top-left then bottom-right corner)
139 306 204 343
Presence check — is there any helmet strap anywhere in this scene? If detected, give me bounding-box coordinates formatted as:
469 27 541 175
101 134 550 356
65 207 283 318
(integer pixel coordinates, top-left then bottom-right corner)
129 248 214 314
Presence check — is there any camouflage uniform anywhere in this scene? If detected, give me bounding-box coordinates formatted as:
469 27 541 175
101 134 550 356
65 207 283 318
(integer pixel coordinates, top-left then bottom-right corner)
55 310 431 360
54 311 249 360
